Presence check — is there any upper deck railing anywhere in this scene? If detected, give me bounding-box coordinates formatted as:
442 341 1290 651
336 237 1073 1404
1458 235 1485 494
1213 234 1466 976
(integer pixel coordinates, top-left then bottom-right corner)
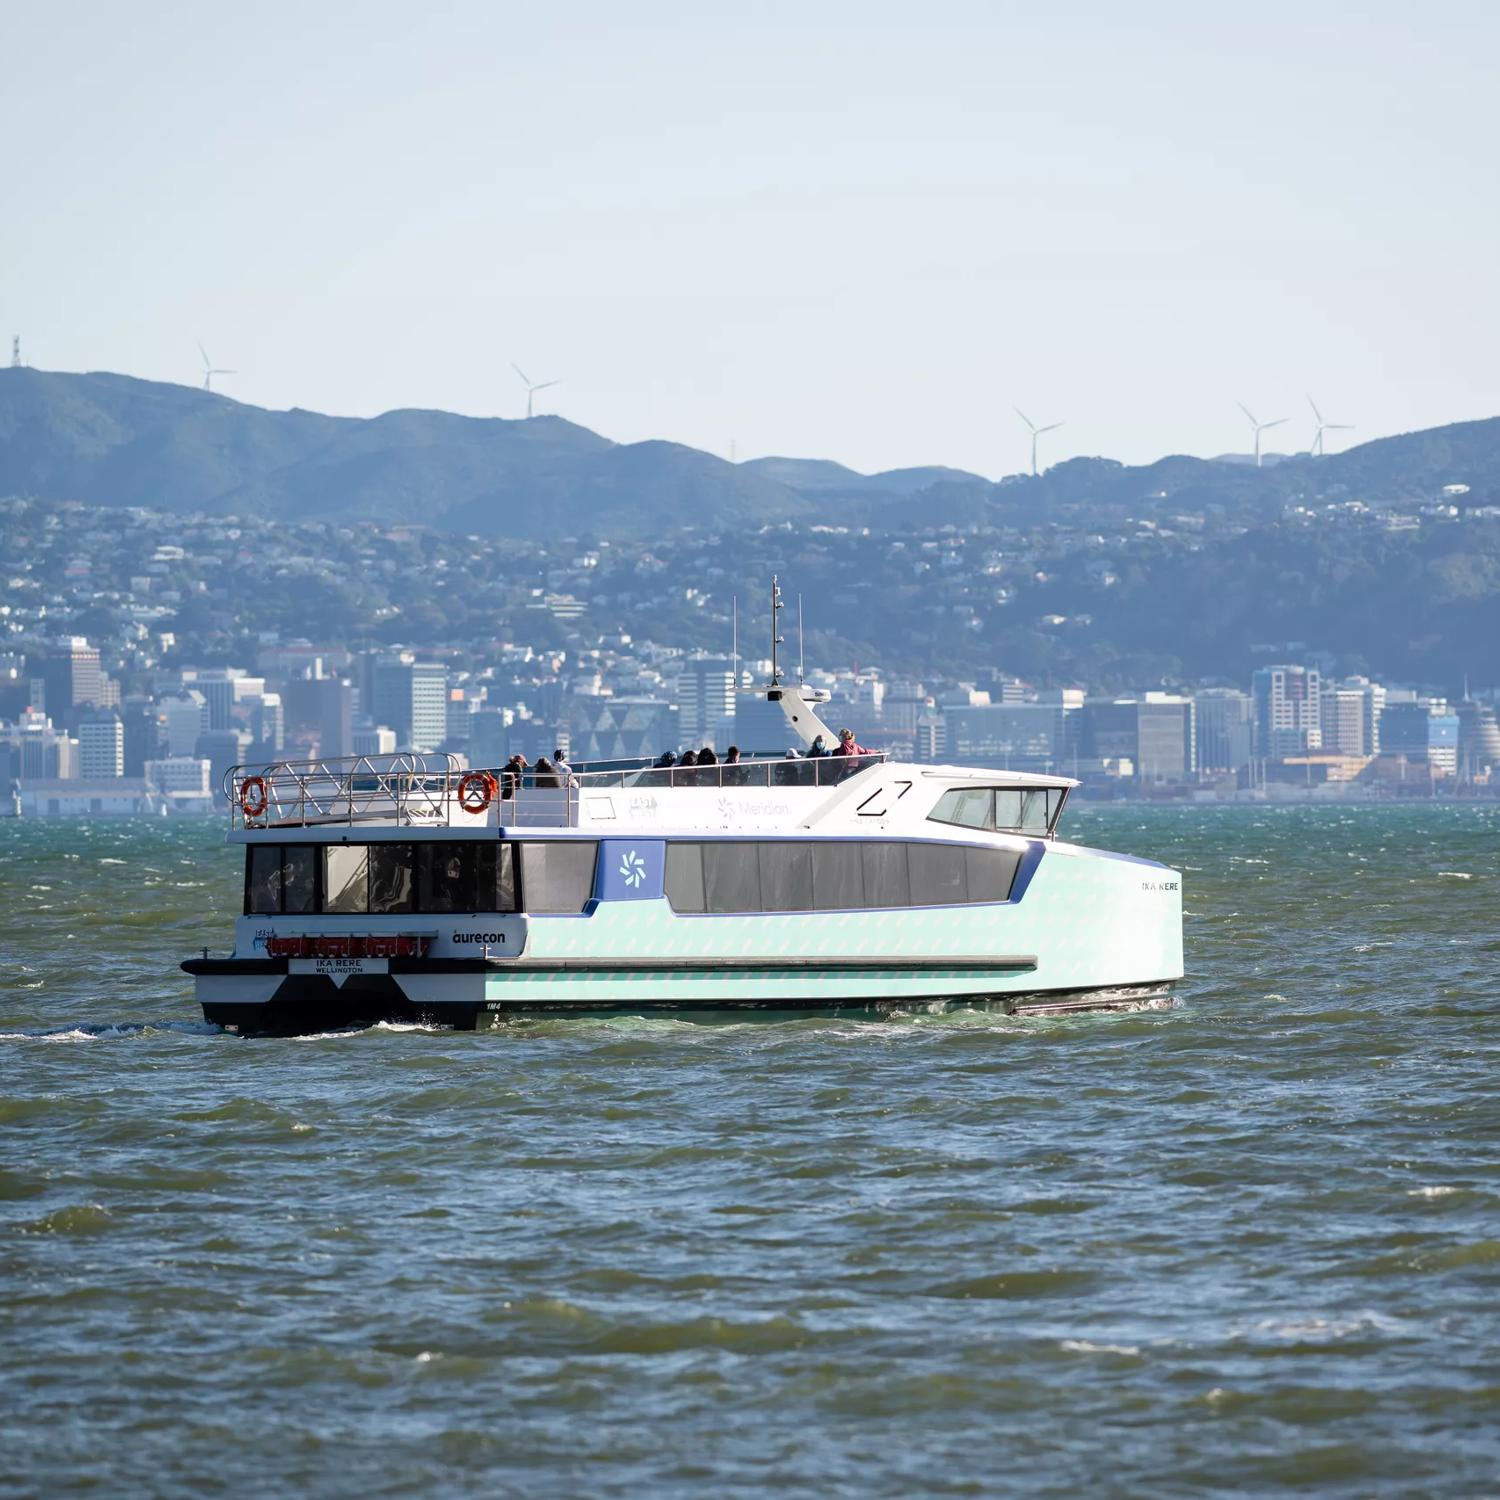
224 750 889 831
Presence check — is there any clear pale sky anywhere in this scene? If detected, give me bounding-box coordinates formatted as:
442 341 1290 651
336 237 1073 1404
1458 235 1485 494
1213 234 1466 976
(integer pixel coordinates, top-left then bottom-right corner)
4 1 1497 477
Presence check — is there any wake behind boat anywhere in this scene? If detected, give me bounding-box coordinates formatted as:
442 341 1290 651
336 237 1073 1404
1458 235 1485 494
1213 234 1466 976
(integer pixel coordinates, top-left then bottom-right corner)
181 658 1184 1035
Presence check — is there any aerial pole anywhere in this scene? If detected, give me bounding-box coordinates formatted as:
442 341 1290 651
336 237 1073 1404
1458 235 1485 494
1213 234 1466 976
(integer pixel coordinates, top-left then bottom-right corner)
770 575 784 687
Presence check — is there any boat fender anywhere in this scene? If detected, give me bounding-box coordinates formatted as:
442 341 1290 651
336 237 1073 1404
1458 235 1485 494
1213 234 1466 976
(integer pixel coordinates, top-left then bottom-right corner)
457 770 497 814
240 775 268 820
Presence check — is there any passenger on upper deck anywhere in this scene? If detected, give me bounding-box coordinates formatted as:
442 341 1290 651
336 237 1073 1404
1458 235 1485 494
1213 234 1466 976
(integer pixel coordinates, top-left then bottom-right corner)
805 734 829 758
533 756 562 789
834 727 868 757
499 754 527 798
698 746 717 766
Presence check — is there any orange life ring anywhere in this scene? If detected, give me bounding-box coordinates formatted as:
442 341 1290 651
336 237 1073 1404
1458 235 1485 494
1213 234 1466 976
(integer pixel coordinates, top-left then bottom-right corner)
457 770 497 814
240 775 268 820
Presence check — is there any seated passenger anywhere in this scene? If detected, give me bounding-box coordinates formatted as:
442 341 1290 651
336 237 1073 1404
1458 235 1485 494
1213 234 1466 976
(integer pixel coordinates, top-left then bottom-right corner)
805 734 830 758
533 756 561 789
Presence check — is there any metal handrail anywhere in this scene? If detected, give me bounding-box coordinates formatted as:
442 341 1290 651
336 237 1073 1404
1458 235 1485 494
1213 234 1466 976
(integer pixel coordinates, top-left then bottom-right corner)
223 750 888 830
224 752 462 830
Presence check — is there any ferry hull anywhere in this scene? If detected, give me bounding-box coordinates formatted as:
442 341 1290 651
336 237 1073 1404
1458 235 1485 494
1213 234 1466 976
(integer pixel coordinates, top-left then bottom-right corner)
191 967 1174 1035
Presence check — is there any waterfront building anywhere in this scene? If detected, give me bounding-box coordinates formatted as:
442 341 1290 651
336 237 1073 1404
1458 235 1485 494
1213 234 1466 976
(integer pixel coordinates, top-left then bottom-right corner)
1380 701 1459 776
1321 676 1386 756
78 712 125 780
1196 689 1255 772
1457 698 1500 776
1252 665 1323 757
943 703 1064 772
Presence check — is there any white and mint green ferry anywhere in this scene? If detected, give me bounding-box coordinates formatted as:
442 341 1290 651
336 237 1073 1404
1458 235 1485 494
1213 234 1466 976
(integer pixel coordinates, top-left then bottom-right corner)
184 682 1183 1035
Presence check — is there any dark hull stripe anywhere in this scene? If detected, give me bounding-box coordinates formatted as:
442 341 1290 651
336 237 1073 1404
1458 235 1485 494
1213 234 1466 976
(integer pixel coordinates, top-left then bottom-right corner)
184 954 1037 977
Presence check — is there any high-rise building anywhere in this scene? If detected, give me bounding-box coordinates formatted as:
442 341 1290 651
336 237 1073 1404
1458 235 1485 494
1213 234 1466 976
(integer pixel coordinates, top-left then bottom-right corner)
1320 677 1386 756
39 637 103 717
674 656 737 748
943 703 1064 771
1457 699 1500 776
283 676 353 759
372 655 448 752
1252 665 1323 758
161 691 209 756
1079 695 1195 782
78 712 125 779
1380 701 1459 776
1196 689 1255 772
1136 694 1196 783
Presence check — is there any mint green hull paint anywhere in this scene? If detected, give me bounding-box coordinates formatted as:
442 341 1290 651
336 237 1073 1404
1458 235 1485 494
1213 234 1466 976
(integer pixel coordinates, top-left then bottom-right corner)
480 842 1183 1008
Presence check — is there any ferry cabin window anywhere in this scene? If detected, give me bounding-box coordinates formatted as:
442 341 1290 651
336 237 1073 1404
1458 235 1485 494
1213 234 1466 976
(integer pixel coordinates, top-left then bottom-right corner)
369 844 414 914
245 844 317 914
416 843 517 914
930 787 1064 834
519 842 598 913
907 842 967 905
861 841 909 908
663 840 1020 913
324 846 369 914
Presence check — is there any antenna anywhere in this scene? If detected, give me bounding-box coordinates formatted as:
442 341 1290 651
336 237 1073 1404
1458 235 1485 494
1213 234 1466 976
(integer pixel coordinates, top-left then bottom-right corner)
770 575 784 687
1236 401 1288 467
1013 406 1064 477
1306 394 1353 457
797 593 805 684
9 336 19 368
512 363 561 419
197 340 236 392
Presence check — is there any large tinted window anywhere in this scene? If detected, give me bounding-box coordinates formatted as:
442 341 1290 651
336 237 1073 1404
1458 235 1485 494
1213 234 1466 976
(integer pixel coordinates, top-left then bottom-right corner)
368 844 414 914
416 843 518 913
933 785 1065 834
965 846 1020 903
323 847 368 913
861 842 909 908
812 843 864 910
664 842 705 912
703 844 761 913
759 842 813 912
247 844 283 914
909 842 968 906
521 841 597 913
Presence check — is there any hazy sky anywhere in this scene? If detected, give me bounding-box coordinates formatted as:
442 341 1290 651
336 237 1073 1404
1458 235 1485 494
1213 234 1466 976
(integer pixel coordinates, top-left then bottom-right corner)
4 1 1497 477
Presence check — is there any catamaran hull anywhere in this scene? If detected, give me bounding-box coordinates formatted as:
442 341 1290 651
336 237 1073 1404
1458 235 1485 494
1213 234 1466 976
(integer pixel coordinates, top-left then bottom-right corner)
188 968 1176 1034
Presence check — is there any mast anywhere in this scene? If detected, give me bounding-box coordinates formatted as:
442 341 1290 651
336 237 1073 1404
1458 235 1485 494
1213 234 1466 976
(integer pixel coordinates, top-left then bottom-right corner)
770 575 784 687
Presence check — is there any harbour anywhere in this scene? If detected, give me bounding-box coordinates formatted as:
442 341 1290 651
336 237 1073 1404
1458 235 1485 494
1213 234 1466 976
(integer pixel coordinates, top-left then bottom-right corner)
3 804 1496 1494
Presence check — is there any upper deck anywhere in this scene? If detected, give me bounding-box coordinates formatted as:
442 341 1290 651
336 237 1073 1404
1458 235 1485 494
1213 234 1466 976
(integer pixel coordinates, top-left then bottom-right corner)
223 752 1077 841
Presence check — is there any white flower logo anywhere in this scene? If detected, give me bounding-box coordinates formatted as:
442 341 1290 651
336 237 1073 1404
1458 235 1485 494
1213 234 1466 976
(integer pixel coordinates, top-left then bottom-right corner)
619 849 647 889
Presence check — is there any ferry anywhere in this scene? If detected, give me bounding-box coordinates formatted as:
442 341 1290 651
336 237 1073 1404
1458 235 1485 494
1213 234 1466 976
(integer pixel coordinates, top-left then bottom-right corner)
182 668 1184 1036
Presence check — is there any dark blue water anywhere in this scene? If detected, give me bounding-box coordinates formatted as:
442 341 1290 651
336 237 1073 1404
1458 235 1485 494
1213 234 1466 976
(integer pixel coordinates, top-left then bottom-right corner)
3 807 1497 1496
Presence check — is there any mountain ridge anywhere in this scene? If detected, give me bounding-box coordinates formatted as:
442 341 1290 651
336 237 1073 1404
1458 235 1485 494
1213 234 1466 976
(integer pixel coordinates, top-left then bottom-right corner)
2 367 1497 539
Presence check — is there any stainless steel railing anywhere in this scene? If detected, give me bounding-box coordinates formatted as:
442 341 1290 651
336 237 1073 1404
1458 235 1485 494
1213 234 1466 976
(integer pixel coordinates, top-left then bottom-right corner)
224 751 887 829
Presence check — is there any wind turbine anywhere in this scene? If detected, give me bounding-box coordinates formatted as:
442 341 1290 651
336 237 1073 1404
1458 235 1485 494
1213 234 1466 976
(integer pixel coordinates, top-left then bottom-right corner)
513 363 561 418
1013 407 1064 477
198 341 235 392
1236 401 1287 467
1307 394 1353 456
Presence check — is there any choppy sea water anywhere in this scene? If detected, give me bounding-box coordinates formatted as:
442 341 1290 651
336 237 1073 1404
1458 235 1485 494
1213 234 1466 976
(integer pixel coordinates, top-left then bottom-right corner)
2 806 1497 1497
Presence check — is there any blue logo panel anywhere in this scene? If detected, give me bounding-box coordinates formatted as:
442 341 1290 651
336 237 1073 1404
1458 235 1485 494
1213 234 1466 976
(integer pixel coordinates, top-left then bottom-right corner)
597 839 666 902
